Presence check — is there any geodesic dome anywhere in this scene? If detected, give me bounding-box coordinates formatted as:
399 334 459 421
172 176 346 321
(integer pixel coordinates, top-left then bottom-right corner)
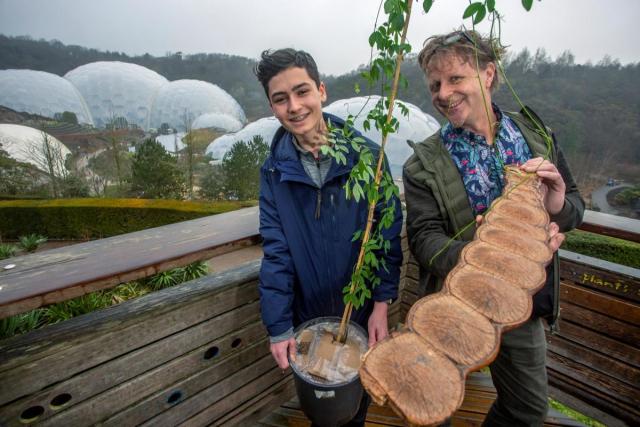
205 116 280 161
0 69 93 125
0 124 71 176
155 132 186 154
324 96 440 178
149 80 246 132
65 61 168 129
192 112 244 132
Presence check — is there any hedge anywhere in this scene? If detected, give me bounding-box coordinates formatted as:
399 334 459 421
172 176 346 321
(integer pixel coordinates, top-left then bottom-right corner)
562 229 640 269
0 198 255 239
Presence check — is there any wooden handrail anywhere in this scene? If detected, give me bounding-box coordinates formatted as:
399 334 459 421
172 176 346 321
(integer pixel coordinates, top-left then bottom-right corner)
578 210 639 243
0 207 260 318
0 208 636 320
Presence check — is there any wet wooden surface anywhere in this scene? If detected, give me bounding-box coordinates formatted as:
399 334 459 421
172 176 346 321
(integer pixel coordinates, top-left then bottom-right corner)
579 210 640 243
0 206 260 318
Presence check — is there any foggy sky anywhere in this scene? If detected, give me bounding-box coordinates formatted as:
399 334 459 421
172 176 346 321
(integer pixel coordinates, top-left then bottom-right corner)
0 0 637 76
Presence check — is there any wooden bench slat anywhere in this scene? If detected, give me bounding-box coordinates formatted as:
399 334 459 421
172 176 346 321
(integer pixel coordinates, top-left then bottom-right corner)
549 318 640 367
559 301 640 347
547 354 640 414
136 354 276 427
560 281 640 325
0 277 259 405
548 365 636 427
547 334 639 388
0 307 264 426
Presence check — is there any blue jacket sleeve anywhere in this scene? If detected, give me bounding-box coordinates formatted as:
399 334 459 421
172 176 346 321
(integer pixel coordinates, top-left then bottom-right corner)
258 166 296 338
371 160 403 302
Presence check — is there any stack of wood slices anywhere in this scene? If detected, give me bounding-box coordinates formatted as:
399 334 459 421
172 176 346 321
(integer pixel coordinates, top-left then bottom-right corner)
360 166 554 426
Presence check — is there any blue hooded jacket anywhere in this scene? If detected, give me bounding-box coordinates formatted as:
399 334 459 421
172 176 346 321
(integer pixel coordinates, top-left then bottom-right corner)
258 113 403 338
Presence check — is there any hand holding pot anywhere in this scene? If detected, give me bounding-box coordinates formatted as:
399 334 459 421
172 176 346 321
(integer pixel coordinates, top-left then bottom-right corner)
271 337 296 369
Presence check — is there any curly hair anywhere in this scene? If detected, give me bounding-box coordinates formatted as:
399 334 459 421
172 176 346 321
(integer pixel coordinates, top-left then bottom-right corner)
417 30 506 92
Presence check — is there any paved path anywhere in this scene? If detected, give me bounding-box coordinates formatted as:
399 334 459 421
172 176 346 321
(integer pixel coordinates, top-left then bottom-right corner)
590 184 631 215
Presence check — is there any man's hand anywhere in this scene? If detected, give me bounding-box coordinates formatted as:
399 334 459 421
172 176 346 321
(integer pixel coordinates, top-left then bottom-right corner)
270 337 296 370
520 157 566 215
368 301 390 347
547 221 565 252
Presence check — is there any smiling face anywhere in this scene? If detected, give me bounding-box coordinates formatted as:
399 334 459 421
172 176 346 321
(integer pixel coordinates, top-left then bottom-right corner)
267 66 327 150
426 53 496 135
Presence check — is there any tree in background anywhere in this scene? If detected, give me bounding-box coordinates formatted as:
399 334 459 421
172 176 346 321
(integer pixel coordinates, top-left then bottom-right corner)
221 135 269 200
181 110 197 199
87 149 132 196
104 114 133 195
199 163 227 201
0 148 44 196
130 139 184 199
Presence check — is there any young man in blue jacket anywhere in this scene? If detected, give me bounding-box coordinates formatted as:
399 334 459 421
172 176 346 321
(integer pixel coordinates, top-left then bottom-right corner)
254 48 403 424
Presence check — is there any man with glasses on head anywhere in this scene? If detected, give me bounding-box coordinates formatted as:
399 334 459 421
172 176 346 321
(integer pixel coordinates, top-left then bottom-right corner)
403 30 584 426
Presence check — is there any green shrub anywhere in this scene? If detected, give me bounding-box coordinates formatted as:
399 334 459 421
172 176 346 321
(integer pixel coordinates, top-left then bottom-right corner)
0 310 46 339
562 230 640 268
0 198 255 239
0 244 18 260
0 261 211 339
18 234 47 252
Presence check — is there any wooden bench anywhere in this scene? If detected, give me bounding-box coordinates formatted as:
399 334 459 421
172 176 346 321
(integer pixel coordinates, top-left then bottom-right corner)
547 249 640 427
0 260 295 426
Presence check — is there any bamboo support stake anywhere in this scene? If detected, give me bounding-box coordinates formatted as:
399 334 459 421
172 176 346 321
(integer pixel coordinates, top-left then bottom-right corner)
336 0 414 344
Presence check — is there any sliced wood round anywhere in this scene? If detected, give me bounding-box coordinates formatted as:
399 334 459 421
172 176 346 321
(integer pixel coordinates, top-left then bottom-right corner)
407 294 497 368
477 226 553 264
360 330 464 426
462 242 546 291
487 199 549 227
483 216 549 242
447 264 532 326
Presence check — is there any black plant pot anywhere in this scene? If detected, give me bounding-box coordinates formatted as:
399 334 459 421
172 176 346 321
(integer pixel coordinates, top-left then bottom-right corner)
289 316 367 427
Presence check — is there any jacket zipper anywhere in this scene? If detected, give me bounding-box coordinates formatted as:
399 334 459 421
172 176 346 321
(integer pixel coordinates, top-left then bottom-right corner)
315 157 322 219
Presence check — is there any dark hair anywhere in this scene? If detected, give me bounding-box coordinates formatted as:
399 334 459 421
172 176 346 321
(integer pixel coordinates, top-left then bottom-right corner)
417 30 506 92
254 48 321 98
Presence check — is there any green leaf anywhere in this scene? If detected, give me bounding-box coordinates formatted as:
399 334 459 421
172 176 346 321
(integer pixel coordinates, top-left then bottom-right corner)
390 12 404 31
522 0 533 11
354 82 360 94
351 229 362 242
422 0 433 13
353 182 363 202
473 6 486 24
487 0 496 12
384 0 395 14
368 31 377 47
463 2 483 19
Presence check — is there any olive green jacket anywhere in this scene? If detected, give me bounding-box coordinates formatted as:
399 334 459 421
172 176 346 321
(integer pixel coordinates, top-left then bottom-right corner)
402 108 585 322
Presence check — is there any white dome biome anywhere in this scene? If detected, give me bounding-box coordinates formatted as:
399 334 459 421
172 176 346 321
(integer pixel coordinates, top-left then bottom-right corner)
324 96 440 178
65 61 168 130
0 69 93 125
191 112 244 132
155 132 186 154
149 80 246 132
0 124 71 176
205 116 279 161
